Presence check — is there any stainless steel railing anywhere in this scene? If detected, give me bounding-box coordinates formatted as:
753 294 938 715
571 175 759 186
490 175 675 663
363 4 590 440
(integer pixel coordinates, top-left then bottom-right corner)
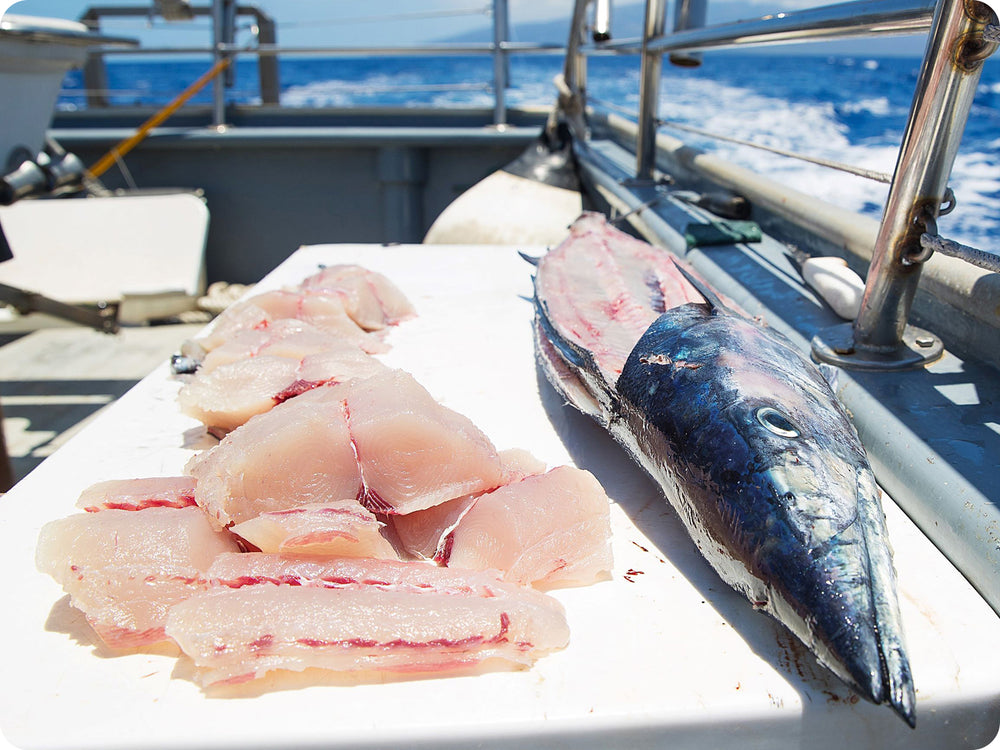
563 0 998 370
77 0 559 126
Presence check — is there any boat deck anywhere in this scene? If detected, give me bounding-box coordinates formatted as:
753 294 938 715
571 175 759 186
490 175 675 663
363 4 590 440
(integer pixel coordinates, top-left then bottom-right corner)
0 317 202 487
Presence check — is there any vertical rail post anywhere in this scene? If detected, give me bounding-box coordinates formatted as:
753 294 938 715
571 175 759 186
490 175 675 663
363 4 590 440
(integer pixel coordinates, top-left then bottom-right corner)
492 0 510 126
211 0 234 128
636 0 668 181
252 9 280 106
552 0 592 139
670 0 708 67
79 8 110 108
593 0 612 41
813 0 997 370
562 0 590 96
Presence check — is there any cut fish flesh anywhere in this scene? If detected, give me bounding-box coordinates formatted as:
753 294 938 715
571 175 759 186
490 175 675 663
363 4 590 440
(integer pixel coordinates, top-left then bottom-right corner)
187 369 505 529
495 447 548 483
395 466 613 588
300 264 417 330
196 319 351 374
75 476 197 512
165 553 570 685
390 448 549 561
187 384 360 530
230 501 398 559
185 289 387 358
345 370 505 513
35 506 240 647
178 345 387 432
533 213 703 382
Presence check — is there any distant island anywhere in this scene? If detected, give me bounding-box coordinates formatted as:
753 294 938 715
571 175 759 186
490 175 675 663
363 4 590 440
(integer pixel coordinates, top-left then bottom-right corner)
438 0 928 58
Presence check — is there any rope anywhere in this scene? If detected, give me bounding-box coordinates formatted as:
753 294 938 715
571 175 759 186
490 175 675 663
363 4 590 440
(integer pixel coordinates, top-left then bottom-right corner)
985 24 999 43
920 233 1000 273
112 151 138 192
587 96 893 184
657 118 894 184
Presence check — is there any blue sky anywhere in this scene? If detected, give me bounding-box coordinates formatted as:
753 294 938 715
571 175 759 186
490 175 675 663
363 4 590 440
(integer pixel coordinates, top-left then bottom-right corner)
4 0 987 52
7 1 558 46
3 0 824 47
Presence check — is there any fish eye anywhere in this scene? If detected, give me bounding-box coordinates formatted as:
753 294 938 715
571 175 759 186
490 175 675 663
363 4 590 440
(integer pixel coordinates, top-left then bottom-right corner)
755 407 800 438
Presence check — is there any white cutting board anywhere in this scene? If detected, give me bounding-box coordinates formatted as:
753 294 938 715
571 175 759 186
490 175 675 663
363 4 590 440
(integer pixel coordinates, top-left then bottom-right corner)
1 244 998 750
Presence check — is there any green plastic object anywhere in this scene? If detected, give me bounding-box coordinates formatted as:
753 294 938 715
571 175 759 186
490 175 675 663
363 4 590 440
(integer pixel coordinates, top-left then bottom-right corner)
684 220 762 248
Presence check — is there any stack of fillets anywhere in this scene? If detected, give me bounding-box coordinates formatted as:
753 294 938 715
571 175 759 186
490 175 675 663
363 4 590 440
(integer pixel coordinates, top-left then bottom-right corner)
37 263 614 689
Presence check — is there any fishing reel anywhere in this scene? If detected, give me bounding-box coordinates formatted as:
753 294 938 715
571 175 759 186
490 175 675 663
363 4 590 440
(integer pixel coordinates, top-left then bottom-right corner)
1 142 86 206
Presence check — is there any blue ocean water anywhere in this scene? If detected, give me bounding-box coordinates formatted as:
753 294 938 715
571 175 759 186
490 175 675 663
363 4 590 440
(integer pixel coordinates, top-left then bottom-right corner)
58 53 1000 248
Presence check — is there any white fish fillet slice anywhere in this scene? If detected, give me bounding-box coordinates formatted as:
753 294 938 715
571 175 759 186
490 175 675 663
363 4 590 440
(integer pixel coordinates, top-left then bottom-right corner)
75 476 197 512
299 264 417 330
399 466 614 589
230 501 398 559
187 369 505 528
35 506 240 647
196 319 349 374
165 553 569 685
177 346 387 432
186 385 360 530
346 369 505 514
391 448 548 561
188 289 387 357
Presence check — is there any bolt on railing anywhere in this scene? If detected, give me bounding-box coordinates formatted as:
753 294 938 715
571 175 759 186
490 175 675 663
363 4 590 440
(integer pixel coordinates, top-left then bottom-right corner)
561 0 997 371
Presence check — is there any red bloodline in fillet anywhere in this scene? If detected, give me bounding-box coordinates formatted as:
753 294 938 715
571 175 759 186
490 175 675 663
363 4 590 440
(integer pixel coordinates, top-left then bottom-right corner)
272 378 328 405
292 612 514 651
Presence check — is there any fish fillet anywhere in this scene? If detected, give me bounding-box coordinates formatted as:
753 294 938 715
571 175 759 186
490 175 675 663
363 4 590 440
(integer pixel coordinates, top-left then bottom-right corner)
230 501 398 559
35 506 240 647
395 466 613 589
178 346 387 432
75 476 197 512
166 553 570 685
300 264 417 330
196 319 353 374
391 448 548 561
187 369 505 528
186 289 387 358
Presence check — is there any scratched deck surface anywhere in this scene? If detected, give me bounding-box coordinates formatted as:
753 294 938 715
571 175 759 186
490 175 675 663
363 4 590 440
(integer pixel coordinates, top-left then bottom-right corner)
1 244 998 750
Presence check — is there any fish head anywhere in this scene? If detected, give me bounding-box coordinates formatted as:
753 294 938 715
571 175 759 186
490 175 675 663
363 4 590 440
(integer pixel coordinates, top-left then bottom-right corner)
713 325 871 538
618 306 914 724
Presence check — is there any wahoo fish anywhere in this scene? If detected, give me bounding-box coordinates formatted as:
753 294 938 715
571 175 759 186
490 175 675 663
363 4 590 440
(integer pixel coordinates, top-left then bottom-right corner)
530 213 915 726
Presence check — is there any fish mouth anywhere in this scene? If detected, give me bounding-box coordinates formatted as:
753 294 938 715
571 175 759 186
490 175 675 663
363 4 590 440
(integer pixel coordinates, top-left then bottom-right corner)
754 456 916 727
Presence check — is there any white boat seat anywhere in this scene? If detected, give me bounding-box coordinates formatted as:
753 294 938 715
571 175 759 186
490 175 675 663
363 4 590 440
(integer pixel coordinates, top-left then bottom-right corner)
0 190 209 324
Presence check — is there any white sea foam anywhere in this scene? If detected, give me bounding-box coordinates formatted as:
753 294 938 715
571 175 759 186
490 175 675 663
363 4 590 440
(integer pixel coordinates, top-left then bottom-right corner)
282 72 428 107
840 97 892 117
268 57 996 250
651 73 998 250
656 76 893 215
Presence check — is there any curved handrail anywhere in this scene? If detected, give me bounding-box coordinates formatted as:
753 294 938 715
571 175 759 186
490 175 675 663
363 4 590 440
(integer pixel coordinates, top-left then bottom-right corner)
564 0 997 370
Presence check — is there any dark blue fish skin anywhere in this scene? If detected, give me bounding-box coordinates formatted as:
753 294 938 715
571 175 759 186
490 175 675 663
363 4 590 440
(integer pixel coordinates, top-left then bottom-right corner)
612 303 914 726
530 213 915 726
535 288 915 726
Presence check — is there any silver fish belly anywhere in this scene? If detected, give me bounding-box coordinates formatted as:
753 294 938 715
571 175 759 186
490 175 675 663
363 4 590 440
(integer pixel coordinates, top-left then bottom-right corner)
531 213 915 726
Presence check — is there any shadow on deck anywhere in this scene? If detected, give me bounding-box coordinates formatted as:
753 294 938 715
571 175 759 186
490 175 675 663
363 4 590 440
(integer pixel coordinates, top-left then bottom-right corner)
0 320 203 488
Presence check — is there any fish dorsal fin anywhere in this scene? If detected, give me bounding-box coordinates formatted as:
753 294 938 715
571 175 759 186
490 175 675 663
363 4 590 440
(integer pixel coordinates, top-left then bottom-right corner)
671 261 732 316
